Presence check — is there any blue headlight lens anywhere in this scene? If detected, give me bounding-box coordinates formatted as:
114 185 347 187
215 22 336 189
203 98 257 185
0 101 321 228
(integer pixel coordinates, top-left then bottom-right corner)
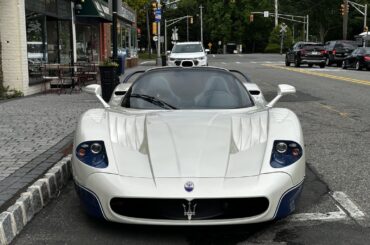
270 141 303 168
76 141 108 168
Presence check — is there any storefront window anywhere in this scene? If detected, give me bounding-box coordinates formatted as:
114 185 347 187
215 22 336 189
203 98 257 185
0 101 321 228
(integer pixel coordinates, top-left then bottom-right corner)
26 11 46 84
76 24 100 63
59 21 72 64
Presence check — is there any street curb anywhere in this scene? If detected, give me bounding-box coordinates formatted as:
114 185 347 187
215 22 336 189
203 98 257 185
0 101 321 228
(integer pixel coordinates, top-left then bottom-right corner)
0 155 72 245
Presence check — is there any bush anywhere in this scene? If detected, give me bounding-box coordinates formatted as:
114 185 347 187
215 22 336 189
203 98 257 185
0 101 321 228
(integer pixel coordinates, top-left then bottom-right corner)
0 84 24 100
264 43 281 53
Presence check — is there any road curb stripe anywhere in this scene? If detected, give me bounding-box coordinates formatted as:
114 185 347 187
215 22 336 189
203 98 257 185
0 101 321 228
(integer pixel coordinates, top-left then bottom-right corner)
263 64 370 86
0 155 72 245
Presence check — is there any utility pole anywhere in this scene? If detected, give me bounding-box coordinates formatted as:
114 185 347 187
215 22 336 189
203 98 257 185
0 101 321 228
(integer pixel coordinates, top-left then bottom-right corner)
306 15 309 41
146 7 151 58
364 4 368 47
200 5 203 44
343 0 349 40
112 0 118 61
275 0 278 27
156 0 161 66
187 16 189 41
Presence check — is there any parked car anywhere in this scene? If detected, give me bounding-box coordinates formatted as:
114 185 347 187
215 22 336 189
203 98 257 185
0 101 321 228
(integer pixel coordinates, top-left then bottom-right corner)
285 42 326 68
167 42 209 67
342 47 370 70
324 40 358 66
74 66 305 225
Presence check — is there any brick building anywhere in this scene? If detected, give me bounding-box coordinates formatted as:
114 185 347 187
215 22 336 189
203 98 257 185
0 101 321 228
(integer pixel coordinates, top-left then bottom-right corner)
0 0 137 96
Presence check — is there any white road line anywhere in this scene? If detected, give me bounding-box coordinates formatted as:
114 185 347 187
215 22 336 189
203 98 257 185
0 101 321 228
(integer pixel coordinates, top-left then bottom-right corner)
331 191 366 220
251 61 257 64
212 55 216 58
222 62 227 65
236 61 241 64
288 208 347 222
140 61 151 65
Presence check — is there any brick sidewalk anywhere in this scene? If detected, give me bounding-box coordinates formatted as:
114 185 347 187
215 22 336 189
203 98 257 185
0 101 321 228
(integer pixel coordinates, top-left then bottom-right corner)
0 93 100 209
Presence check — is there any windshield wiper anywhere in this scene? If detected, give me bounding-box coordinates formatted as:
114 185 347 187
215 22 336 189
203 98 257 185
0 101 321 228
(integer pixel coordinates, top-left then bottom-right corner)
130 94 177 110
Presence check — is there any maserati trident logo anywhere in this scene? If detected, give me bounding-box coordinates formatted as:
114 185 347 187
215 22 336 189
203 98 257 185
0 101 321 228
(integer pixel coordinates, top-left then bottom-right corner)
183 201 197 220
184 181 194 192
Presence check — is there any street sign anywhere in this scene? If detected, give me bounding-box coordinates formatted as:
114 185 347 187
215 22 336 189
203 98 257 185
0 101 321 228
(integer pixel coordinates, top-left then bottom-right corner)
155 8 161 22
153 36 158 42
280 23 288 33
263 11 269 17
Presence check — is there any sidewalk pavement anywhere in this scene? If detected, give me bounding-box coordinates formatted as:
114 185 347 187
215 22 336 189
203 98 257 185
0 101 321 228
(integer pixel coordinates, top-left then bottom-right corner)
0 61 158 212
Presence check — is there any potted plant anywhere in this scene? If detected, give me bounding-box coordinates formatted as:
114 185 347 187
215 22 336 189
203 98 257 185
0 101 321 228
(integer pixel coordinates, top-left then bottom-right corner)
99 59 119 102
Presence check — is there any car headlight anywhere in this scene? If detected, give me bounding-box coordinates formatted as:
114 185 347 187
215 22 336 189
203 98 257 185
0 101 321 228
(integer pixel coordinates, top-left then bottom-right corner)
76 141 108 168
198 56 205 60
270 141 303 168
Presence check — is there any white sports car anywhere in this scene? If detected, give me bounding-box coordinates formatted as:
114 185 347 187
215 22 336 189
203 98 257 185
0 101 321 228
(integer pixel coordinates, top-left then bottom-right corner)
72 67 305 225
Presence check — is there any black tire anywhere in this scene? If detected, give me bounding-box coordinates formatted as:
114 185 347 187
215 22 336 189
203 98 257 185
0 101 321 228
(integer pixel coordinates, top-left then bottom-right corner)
342 61 347 69
285 60 291 66
308 64 313 68
294 58 300 67
336 61 342 67
319 64 325 68
355 61 362 71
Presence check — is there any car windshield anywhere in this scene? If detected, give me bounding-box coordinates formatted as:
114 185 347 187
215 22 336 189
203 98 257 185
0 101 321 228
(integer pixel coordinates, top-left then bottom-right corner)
303 44 325 50
121 69 254 110
172 44 203 53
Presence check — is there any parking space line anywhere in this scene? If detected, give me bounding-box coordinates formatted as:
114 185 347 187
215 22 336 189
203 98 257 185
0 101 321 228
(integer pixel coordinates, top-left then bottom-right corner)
288 207 347 222
263 64 370 86
331 191 366 220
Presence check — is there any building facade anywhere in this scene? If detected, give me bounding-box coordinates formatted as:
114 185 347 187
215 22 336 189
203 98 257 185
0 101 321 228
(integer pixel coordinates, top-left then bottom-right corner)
0 0 137 96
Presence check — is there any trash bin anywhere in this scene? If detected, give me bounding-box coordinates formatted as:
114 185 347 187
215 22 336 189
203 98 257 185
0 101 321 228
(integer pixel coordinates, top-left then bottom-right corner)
117 54 126 75
99 66 118 102
161 54 167 66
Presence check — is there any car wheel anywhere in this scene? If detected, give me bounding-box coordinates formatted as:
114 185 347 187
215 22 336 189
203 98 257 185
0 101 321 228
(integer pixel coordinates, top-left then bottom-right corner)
285 59 290 66
342 61 347 69
355 61 362 71
294 58 300 67
319 64 325 68
308 64 313 68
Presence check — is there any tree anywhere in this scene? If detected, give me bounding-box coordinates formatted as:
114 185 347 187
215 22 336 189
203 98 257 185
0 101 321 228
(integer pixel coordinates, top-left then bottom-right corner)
265 25 293 53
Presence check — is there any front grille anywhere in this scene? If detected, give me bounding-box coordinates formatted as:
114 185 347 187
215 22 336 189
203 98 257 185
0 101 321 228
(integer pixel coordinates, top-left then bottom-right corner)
110 197 269 220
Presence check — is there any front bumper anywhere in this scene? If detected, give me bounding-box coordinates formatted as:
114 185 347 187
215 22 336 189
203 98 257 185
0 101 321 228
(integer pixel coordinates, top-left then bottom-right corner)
168 58 207 67
74 172 303 225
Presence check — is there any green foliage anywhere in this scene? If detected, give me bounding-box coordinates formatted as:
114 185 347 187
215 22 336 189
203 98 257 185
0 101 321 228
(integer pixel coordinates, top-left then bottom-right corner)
0 84 24 100
100 59 119 67
265 26 293 53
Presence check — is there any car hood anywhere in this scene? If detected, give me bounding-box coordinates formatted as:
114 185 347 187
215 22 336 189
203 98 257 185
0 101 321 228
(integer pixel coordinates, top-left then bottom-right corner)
108 110 269 178
169 52 206 59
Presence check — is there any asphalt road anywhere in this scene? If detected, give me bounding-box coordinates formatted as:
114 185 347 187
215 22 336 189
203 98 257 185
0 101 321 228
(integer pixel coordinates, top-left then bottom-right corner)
13 54 370 245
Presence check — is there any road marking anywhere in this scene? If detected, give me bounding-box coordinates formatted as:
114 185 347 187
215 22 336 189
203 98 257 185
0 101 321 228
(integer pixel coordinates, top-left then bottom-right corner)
263 64 370 86
140 61 152 65
236 61 241 64
222 62 227 65
318 103 349 118
213 55 216 58
288 207 347 222
331 191 366 220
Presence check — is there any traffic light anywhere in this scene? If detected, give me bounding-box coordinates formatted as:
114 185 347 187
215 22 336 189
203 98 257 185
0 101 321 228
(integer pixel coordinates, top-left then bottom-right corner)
152 22 157 35
249 14 254 23
189 16 193 24
340 4 345 15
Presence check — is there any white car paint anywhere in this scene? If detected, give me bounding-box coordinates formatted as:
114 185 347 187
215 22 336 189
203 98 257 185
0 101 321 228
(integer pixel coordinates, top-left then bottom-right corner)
72 67 305 225
167 42 208 67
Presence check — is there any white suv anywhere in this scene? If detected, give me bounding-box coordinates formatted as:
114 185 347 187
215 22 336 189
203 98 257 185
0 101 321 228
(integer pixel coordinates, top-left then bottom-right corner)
167 42 209 67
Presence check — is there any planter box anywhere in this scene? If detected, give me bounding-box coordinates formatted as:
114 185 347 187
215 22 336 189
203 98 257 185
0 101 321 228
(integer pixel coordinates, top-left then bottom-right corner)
99 66 118 102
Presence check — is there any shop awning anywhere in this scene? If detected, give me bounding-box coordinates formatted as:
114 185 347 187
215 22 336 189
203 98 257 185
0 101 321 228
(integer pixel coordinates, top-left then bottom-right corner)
76 0 112 22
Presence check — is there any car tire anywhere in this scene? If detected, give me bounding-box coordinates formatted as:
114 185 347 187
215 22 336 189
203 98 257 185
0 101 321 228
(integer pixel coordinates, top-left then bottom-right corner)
285 59 290 66
355 61 362 71
308 64 313 68
342 61 347 69
319 64 325 68
294 58 300 67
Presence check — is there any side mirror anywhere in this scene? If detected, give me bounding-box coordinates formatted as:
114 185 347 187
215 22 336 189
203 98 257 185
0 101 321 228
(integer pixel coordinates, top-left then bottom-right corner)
83 84 110 108
166 50 171 55
267 84 296 108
